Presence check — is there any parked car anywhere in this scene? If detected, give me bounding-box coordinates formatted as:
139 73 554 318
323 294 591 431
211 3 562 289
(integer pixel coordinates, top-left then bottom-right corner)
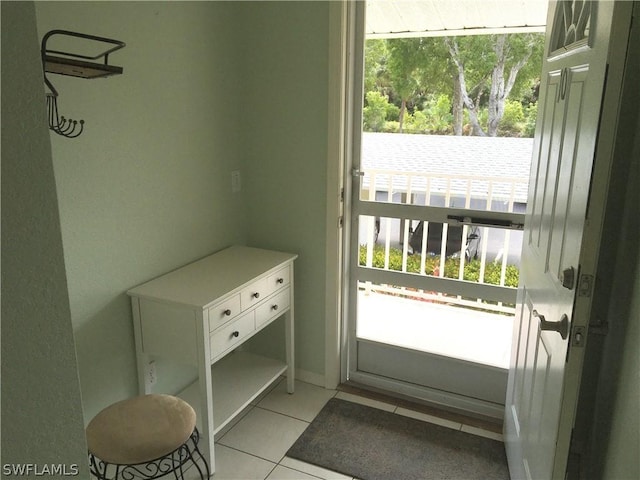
409 221 480 259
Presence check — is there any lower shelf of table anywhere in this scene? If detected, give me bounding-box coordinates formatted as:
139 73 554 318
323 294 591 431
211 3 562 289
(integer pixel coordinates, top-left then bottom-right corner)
178 350 288 435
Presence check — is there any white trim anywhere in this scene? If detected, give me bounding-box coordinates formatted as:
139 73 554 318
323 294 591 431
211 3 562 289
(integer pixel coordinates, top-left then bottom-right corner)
325 0 365 390
345 0 367 388
325 0 348 391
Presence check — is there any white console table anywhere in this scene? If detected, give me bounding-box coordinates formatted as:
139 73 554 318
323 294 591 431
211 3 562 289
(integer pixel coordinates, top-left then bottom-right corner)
128 246 297 474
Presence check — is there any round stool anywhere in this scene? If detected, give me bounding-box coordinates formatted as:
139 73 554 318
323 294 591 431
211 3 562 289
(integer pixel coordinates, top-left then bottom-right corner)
86 394 209 479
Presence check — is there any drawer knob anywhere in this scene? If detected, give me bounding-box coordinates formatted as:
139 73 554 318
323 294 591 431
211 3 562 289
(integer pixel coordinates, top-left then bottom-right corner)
271 304 279 311
277 278 284 284
223 309 232 316
252 292 260 299
232 331 239 338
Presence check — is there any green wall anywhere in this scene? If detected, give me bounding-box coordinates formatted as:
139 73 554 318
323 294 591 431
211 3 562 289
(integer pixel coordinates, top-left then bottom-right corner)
1 1 89 472
35 1 247 422
33 0 329 423
240 1 329 377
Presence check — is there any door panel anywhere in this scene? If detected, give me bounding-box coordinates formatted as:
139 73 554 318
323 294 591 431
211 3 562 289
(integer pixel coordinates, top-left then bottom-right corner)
509 287 568 480
358 340 508 404
548 68 588 278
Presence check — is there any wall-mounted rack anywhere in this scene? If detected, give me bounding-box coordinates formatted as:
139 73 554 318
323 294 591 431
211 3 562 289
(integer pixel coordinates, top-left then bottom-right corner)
42 30 125 138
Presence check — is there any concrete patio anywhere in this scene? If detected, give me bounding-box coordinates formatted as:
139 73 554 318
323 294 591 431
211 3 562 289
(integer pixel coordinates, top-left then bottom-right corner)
357 289 514 369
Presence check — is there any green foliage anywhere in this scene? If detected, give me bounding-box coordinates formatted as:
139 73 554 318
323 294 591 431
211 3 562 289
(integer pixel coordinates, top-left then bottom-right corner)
364 40 389 94
498 100 526 136
386 38 425 106
374 94 454 135
524 102 538 137
385 103 400 122
451 33 544 103
382 121 400 133
424 94 454 134
404 110 429 134
363 33 545 137
504 34 545 101
363 91 389 132
359 244 519 287
502 101 525 127
359 244 438 274
444 257 520 287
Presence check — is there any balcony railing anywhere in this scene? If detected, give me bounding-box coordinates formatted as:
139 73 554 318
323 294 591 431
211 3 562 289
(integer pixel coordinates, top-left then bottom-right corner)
356 169 529 315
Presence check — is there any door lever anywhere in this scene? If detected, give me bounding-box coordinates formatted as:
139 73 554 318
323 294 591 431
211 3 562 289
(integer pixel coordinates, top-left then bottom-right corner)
533 310 569 340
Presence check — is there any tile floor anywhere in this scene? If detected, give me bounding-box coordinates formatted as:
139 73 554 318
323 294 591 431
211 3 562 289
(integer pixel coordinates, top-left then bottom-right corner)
202 378 504 480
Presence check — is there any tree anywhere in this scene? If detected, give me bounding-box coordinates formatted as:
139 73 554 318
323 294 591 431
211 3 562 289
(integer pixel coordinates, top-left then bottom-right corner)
363 91 389 132
444 34 544 136
444 36 487 136
384 37 453 133
386 38 424 132
364 39 390 95
363 33 543 137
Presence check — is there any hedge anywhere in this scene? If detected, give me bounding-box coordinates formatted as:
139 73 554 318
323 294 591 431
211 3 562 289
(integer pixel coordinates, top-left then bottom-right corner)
359 244 519 287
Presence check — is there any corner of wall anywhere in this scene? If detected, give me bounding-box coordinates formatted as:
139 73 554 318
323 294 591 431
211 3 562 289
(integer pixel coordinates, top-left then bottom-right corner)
1 1 88 472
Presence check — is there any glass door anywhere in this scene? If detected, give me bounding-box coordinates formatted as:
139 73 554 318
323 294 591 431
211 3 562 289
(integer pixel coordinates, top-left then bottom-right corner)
343 4 538 417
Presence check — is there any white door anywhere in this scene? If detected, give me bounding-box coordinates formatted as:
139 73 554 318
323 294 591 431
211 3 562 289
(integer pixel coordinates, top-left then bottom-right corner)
504 1 632 479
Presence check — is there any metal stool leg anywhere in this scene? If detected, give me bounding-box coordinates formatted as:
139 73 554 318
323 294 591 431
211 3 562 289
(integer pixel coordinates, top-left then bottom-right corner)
88 428 209 480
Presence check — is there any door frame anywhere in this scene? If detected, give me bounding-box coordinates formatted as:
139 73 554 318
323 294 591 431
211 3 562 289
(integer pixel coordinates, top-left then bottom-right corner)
324 0 347 390
324 0 633 417
326 0 522 416
325 0 362 389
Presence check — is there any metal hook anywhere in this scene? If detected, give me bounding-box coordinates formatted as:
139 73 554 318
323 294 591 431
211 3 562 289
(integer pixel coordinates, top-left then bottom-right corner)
40 29 125 139
44 75 85 138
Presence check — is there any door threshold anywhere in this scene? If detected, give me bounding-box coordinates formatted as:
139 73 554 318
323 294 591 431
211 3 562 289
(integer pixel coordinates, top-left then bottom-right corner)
338 380 503 434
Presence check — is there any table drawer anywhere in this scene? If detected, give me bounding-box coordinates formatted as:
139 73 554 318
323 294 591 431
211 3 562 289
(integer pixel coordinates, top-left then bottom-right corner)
267 266 291 295
256 288 291 329
210 311 255 359
208 294 241 331
240 277 269 311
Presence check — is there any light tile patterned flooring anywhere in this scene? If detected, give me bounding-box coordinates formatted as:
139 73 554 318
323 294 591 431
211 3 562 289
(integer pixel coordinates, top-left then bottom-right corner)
204 378 503 480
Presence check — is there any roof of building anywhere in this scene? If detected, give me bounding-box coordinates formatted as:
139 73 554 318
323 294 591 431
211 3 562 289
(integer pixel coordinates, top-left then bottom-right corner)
365 0 547 38
361 132 533 203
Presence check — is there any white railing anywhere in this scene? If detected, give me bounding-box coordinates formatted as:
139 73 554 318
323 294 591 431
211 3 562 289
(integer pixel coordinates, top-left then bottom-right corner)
357 169 529 314
361 169 529 205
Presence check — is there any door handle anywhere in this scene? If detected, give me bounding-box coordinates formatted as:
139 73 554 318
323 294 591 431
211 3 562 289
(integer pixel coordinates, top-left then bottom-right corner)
533 310 569 340
560 266 575 290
